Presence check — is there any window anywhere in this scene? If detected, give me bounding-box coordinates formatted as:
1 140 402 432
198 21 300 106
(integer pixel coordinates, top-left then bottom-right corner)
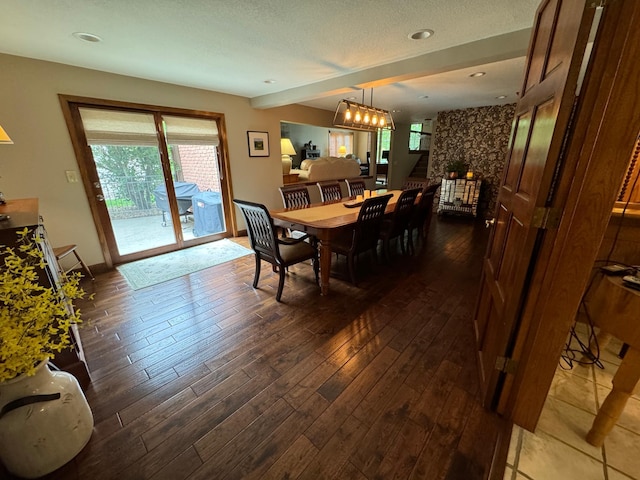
408 122 431 153
376 129 391 163
329 131 353 156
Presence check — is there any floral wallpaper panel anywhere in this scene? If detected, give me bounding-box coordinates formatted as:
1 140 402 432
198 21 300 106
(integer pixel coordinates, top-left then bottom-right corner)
429 104 516 217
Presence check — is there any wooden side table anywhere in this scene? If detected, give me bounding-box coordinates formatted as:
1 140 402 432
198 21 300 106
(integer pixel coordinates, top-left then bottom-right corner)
283 173 299 184
582 274 640 447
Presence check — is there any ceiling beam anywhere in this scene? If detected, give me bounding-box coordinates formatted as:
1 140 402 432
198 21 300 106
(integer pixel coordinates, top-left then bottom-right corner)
250 28 531 109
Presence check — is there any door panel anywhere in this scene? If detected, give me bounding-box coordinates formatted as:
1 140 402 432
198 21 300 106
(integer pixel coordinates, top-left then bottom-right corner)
473 0 593 408
503 114 532 193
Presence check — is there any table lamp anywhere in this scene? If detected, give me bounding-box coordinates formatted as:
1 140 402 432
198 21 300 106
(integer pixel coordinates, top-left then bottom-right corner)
0 125 13 144
338 145 347 157
281 138 296 174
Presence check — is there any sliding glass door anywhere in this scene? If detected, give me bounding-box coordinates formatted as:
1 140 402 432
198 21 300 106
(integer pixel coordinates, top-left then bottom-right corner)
62 98 232 265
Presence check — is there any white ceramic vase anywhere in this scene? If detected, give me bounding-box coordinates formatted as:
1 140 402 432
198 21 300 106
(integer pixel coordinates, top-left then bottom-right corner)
0 360 94 478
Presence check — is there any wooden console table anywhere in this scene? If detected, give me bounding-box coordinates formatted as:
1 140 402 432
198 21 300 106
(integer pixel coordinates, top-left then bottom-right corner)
0 198 91 389
583 274 640 447
283 173 300 184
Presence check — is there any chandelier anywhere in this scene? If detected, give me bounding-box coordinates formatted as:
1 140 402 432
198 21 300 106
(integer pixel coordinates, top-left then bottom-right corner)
333 89 395 132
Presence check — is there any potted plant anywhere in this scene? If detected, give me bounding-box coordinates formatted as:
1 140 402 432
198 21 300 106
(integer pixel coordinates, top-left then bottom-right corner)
445 159 467 179
0 228 94 479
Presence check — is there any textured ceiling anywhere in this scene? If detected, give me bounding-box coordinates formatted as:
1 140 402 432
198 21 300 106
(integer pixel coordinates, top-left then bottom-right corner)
0 0 541 123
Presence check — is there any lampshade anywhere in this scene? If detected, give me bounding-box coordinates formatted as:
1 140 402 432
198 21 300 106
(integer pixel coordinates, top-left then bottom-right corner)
338 145 347 156
0 125 13 144
280 138 296 156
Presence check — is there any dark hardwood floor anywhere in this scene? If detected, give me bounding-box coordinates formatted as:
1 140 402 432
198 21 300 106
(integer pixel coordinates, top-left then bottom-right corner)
1 216 510 480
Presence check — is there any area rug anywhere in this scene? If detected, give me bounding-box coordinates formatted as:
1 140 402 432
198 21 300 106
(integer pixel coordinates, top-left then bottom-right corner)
117 239 252 290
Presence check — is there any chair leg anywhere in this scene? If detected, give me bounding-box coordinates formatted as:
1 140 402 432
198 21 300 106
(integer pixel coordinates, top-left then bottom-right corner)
72 250 94 280
408 227 415 255
399 231 407 255
253 254 261 288
276 264 286 302
347 253 357 285
313 256 320 285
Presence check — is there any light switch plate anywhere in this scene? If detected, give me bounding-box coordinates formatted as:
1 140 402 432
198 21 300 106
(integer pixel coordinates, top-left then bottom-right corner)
65 170 79 183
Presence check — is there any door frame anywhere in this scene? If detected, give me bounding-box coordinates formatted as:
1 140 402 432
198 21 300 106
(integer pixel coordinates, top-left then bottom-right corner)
497 0 640 430
59 95 237 268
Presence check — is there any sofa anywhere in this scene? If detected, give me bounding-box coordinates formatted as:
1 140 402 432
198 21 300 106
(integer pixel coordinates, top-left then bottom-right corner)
290 156 362 182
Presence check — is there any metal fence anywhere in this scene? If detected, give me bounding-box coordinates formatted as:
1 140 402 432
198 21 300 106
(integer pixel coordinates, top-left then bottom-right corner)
100 174 164 219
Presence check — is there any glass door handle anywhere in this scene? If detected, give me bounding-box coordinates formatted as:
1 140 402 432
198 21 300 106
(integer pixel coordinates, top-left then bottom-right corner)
96 194 105 202
485 218 495 228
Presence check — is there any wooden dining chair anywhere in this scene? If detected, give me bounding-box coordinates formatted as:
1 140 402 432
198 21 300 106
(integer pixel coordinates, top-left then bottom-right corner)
407 183 440 254
345 178 366 197
402 177 428 192
233 199 319 302
379 188 422 260
278 184 311 209
329 194 392 285
278 184 315 242
317 181 343 202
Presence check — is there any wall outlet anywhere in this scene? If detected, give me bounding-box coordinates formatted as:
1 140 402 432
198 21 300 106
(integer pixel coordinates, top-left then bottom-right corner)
65 170 79 183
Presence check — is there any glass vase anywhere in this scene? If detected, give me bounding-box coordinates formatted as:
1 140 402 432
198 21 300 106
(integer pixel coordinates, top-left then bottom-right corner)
0 360 93 478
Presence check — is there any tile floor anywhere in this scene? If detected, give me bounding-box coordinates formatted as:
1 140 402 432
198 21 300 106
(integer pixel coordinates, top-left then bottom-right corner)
505 323 640 480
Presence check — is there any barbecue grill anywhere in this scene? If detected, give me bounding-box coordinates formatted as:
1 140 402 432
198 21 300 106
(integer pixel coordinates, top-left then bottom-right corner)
154 181 200 226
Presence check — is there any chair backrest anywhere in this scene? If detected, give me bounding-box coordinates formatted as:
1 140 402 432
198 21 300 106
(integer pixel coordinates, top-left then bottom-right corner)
402 178 428 192
420 183 440 207
345 178 366 197
412 183 441 226
352 194 392 253
233 199 280 262
279 184 311 208
317 181 343 202
396 187 422 217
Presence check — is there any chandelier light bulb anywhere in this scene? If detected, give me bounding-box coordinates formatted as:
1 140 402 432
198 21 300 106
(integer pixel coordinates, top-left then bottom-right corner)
379 116 386 127
345 109 352 121
371 113 378 125
355 110 362 123
363 111 370 124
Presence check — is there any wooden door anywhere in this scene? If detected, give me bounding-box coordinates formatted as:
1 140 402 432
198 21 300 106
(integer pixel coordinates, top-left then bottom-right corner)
473 0 594 409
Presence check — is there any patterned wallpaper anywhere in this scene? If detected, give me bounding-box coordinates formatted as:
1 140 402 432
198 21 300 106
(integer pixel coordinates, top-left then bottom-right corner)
429 104 516 217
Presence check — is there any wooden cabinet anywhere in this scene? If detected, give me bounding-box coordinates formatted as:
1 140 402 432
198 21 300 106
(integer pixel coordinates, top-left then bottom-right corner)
0 198 91 388
437 178 482 217
282 173 300 184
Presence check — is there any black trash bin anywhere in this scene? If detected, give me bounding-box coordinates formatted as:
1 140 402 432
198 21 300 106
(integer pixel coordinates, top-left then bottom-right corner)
192 191 224 236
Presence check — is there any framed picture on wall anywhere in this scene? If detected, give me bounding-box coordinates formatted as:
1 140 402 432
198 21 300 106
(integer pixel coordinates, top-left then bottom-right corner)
247 131 270 157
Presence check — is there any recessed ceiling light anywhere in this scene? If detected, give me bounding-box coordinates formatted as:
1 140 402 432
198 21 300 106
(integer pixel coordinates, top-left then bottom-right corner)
392 109 402 113
409 29 434 40
496 95 507 99
347 96 357 101
72 32 102 43
418 95 429 99
469 72 486 78
264 79 276 84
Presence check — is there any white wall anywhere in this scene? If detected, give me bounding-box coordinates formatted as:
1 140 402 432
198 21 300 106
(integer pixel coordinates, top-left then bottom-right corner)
389 122 423 189
0 53 334 266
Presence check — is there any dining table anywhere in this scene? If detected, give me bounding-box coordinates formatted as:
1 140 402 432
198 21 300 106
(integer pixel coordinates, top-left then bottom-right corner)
270 189 404 295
